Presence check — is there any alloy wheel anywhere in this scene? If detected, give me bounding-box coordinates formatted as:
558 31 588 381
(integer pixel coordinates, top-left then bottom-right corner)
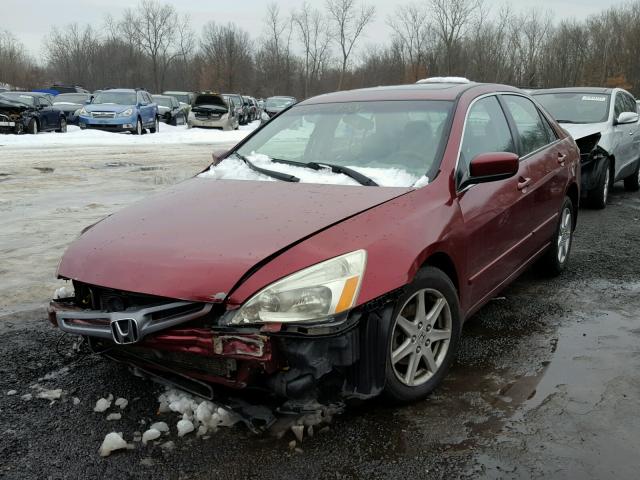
390 288 452 387
557 206 572 264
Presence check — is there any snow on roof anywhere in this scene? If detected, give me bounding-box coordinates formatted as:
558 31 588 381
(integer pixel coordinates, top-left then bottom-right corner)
416 77 471 84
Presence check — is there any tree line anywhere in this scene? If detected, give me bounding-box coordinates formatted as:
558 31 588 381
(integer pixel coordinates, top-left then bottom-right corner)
2 0 640 98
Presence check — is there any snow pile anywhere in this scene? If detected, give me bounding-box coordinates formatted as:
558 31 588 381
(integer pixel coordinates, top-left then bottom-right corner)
199 152 421 188
99 432 133 457
6 390 17 396
0 122 258 149
157 389 239 438
114 397 128 410
106 413 121 421
29 384 64 402
53 286 74 299
417 76 471 84
141 429 161 445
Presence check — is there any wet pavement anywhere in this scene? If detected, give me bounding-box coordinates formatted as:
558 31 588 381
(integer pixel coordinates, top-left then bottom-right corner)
0 146 639 478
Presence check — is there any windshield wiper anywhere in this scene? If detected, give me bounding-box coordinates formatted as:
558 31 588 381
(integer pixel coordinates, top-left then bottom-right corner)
271 158 378 186
556 120 583 124
233 153 300 183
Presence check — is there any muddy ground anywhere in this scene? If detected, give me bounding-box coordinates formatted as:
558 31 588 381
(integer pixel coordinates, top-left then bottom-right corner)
1 144 639 479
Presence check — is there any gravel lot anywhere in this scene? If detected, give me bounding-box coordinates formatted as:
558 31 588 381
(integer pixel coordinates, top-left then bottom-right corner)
1 139 639 479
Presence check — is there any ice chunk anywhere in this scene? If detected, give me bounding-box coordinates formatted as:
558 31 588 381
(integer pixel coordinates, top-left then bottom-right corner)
94 397 112 412
72 397 80 405
106 413 121 421
160 441 175 451
142 428 161 445
114 398 128 410
21 394 32 401
291 425 304 443
149 422 169 433
177 419 194 437
413 175 430 188
53 285 75 299
98 432 130 457
36 388 62 400
6 390 17 396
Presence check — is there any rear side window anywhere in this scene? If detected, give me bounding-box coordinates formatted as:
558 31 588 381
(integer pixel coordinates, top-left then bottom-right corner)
459 96 515 178
503 95 552 156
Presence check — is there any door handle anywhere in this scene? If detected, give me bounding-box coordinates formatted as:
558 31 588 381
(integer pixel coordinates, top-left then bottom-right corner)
557 152 567 164
517 177 531 191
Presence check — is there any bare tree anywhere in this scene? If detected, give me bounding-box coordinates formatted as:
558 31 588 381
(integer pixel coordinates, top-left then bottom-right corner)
388 3 431 82
126 0 180 92
326 0 375 90
200 22 253 92
293 2 332 98
429 0 481 75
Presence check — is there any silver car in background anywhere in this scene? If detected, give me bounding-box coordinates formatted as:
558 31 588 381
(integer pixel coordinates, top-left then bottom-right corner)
187 92 238 131
533 87 640 208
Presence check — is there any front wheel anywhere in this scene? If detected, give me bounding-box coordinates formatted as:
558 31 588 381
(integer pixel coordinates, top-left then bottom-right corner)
383 267 461 403
149 117 159 134
538 196 574 276
623 161 640 192
133 118 143 135
28 119 38 135
586 165 610 209
56 117 67 133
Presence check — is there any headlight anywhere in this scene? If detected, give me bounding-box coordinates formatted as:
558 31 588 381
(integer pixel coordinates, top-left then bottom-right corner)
230 250 366 325
79 107 88 115
118 108 133 117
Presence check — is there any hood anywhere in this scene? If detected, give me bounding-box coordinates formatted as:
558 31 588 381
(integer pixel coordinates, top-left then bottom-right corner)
58 178 412 303
86 103 134 113
560 122 609 141
0 98 30 111
192 104 228 114
53 103 82 112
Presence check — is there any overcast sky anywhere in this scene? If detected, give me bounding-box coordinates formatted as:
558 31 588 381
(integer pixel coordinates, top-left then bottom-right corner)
2 0 618 60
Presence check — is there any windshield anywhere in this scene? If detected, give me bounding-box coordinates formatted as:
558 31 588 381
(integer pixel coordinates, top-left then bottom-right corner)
153 96 173 107
214 100 453 187
54 93 89 104
92 91 137 105
0 92 35 106
166 93 189 104
534 92 611 124
266 97 294 109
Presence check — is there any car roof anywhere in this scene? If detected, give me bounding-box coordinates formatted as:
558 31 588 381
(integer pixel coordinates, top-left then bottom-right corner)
298 82 518 105
102 88 140 93
152 94 173 98
163 91 191 94
531 87 614 95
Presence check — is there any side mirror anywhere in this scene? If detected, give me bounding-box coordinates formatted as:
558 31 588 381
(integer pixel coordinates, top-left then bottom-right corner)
615 112 639 125
211 149 229 166
460 152 520 190
261 112 270 122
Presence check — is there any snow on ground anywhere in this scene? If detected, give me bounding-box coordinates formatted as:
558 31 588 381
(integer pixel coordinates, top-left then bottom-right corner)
199 152 423 187
0 121 258 149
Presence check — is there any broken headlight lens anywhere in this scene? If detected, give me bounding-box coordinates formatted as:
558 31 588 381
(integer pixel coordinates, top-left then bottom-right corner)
231 250 367 325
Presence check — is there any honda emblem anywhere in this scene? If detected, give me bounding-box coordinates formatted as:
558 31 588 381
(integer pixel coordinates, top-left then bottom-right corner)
110 318 139 344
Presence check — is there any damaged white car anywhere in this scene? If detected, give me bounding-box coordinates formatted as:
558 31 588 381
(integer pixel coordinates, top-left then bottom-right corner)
533 87 640 208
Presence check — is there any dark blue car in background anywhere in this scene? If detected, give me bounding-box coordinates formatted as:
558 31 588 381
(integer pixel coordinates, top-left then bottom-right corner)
0 91 67 134
78 88 159 134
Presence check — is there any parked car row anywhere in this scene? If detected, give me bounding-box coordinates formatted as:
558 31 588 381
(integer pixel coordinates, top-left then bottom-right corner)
52 78 612 419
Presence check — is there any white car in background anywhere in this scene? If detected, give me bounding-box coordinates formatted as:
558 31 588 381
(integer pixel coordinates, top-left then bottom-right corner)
533 87 640 208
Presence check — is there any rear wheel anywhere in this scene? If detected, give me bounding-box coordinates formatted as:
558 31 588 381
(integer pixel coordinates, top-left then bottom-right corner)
383 267 461 403
586 165 610 209
149 117 159 134
56 117 67 133
538 196 574 276
623 161 640 192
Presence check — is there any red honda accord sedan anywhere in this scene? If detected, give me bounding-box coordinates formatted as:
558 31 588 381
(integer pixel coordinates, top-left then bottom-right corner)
49 81 579 407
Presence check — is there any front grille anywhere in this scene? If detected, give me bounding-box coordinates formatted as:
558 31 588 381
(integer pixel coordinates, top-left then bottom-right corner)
104 342 236 378
91 111 116 119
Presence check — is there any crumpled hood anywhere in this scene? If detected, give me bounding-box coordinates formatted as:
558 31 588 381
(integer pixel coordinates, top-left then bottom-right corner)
58 178 412 303
560 122 609 141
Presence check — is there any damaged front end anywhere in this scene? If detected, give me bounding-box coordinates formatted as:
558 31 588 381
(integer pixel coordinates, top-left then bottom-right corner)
575 132 609 194
49 280 398 412
0 101 31 134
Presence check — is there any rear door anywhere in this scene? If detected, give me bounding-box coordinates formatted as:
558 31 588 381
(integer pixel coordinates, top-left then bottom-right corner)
612 91 635 173
456 95 534 305
501 94 569 248
38 97 56 129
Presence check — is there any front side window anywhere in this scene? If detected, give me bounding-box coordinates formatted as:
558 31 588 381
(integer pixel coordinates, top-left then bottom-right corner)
503 95 551 156
458 96 515 182
232 100 454 186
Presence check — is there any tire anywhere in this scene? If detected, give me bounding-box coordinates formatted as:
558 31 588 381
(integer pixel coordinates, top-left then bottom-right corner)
383 267 461 403
149 117 159 134
538 196 574 276
586 163 610 209
56 117 67 133
133 118 143 135
623 161 640 192
28 119 38 135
